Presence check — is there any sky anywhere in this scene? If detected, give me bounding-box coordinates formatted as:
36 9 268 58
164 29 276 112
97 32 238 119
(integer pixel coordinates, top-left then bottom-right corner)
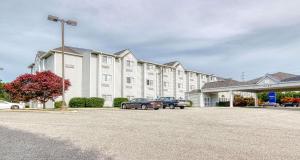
1 0 300 82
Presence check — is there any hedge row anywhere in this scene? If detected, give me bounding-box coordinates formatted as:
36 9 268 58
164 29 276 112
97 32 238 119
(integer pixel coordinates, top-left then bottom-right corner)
69 97 104 108
113 97 128 107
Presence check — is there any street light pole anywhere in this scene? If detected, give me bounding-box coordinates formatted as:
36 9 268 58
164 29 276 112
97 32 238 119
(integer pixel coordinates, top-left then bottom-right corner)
61 20 66 110
0 68 3 82
48 15 77 110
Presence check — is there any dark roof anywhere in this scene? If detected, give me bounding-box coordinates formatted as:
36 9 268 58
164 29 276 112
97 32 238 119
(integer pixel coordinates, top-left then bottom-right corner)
281 76 300 82
245 72 297 84
53 46 93 54
114 49 129 56
202 79 241 89
203 72 299 89
164 61 178 66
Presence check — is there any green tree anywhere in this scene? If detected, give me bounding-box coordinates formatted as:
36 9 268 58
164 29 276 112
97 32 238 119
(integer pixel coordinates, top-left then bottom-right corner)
0 80 10 101
257 92 269 102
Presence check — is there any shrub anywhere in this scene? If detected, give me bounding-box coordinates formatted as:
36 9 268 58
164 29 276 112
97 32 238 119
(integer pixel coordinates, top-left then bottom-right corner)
25 105 30 108
54 101 64 109
234 95 255 107
86 97 104 108
113 97 128 107
187 100 193 107
217 101 230 107
69 97 86 108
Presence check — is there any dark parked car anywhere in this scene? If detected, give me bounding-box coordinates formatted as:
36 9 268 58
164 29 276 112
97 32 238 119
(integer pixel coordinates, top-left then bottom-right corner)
121 98 162 110
157 97 188 109
282 102 299 107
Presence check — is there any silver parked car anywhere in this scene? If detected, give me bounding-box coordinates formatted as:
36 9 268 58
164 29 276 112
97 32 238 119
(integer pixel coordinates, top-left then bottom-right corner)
0 100 24 109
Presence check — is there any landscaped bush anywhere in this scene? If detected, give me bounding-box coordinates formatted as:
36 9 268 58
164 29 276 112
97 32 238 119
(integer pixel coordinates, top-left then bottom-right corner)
217 101 230 107
69 97 86 108
234 95 254 107
85 97 104 108
113 97 128 107
187 100 193 107
54 101 64 109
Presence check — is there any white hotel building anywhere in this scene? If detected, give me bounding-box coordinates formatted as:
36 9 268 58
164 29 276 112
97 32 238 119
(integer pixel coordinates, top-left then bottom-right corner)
31 46 219 107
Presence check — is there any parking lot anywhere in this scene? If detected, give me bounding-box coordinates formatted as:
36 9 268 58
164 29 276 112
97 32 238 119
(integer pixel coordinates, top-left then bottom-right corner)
0 107 300 160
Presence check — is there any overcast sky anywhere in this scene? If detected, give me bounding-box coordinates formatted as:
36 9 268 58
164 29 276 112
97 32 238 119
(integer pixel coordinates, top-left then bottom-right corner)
1 0 300 82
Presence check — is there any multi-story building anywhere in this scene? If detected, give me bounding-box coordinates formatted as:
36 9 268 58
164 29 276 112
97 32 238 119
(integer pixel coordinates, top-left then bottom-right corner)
31 46 218 108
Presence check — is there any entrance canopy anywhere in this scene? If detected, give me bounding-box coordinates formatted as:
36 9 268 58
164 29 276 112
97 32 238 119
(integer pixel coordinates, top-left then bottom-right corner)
202 72 300 93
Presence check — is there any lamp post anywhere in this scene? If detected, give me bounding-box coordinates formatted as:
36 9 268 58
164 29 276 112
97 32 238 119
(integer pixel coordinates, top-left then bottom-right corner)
48 15 77 110
0 68 3 82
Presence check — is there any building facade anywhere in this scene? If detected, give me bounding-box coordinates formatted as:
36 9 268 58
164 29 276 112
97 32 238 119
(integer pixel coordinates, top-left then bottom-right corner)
31 46 218 107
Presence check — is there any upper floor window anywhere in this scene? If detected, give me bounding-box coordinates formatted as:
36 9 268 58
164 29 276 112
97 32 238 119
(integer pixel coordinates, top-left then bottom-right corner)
147 64 154 70
102 56 112 64
126 60 134 67
163 68 169 73
102 74 112 82
126 77 134 84
163 82 169 87
146 79 153 86
177 70 181 75
178 83 182 88
190 85 195 90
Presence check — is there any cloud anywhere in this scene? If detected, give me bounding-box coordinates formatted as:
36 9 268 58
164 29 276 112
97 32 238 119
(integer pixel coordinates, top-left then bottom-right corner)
1 0 300 81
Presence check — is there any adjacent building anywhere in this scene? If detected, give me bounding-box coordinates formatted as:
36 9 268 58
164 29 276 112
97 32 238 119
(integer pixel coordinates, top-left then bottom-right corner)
31 46 218 107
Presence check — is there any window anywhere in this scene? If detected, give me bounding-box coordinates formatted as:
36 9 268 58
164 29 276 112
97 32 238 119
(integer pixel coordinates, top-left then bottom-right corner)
147 64 154 70
127 96 134 100
178 83 182 88
102 74 112 82
146 79 153 86
190 85 195 90
177 70 181 75
102 56 112 64
163 82 169 87
102 95 112 101
126 77 134 84
126 60 134 67
163 68 169 73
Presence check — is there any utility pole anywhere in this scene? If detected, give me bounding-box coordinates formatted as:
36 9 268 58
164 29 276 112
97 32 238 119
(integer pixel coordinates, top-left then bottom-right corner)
241 72 245 82
48 15 77 110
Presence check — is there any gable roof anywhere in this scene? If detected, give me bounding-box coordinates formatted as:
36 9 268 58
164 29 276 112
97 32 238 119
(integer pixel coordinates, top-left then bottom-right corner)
53 46 93 55
164 61 179 67
202 79 241 89
245 72 297 84
202 72 299 89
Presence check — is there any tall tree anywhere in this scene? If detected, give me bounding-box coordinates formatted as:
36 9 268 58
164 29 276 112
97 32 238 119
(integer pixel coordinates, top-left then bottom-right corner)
4 71 71 109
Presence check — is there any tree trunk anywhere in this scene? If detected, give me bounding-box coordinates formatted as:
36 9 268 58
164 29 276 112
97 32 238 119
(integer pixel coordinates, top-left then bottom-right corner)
43 102 46 109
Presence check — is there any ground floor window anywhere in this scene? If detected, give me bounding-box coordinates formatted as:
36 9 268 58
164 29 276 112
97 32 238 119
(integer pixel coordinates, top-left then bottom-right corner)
127 96 134 100
204 97 211 106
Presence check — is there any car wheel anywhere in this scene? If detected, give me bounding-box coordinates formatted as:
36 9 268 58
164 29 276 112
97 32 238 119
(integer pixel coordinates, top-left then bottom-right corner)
122 104 127 109
141 104 147 110
180 106 184 109
162 106 166 109
169 104 175 109
11 105 19 110
154 108 159 110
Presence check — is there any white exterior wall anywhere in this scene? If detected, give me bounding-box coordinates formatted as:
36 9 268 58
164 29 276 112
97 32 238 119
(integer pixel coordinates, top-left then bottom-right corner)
144 63 158 99
122 53 138 99
100 54 115 106
175 64 186 99
34 48 221 108
54 53 83 105
162 67 175 97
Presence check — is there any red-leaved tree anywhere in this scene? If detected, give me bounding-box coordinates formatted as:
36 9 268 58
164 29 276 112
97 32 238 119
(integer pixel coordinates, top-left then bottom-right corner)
4 71 71 109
